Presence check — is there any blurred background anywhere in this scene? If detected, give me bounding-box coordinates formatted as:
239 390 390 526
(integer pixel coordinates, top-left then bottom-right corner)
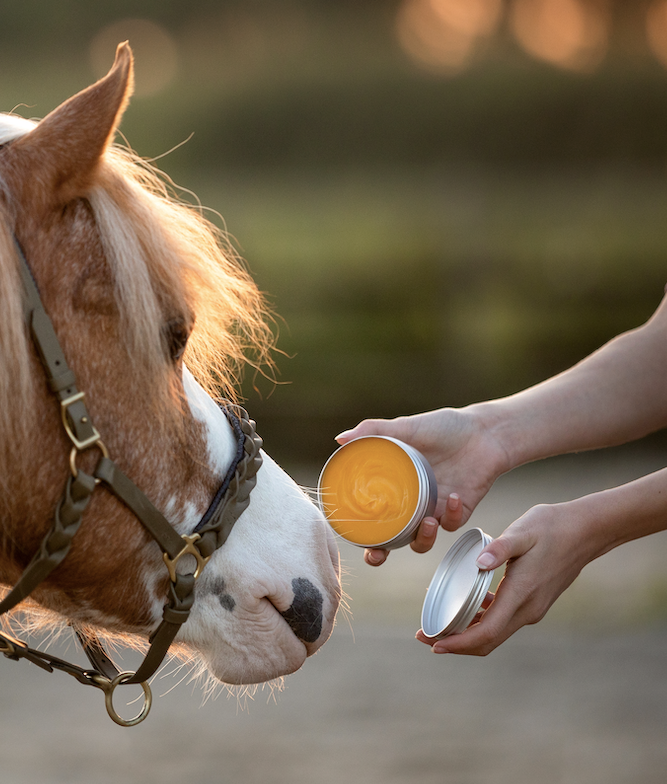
4 0 667 465
3 2 667 782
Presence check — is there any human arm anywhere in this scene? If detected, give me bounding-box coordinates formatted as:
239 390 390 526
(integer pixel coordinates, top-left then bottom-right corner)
477 292 667 467
337 292 667 564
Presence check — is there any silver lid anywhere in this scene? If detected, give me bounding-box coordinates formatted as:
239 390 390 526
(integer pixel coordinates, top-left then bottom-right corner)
421 528 494 640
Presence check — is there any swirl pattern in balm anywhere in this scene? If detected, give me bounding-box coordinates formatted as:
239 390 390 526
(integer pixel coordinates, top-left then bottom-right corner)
319 437 420 546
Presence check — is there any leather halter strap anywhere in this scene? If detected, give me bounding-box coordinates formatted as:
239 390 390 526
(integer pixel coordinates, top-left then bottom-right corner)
0 238 263 724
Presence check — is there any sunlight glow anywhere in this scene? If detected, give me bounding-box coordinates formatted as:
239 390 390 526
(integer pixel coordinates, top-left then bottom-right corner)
510 0 610 72
396 0 503 74
646 0 667 70
89 19 179 98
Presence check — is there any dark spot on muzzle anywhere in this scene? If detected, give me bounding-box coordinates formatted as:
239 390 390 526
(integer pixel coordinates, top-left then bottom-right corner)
219 593 236 612
279 578 323 644
210 576 236 612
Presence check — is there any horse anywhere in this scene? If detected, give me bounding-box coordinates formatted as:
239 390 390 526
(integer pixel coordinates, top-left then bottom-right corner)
0 43 341 723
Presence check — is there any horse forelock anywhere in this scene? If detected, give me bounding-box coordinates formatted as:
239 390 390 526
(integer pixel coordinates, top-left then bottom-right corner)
90 145 276 405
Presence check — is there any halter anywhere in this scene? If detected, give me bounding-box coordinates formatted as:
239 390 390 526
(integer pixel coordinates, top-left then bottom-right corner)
0 238 263 726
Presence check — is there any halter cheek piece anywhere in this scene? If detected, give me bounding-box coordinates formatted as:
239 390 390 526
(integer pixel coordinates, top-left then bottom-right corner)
0 238 263 726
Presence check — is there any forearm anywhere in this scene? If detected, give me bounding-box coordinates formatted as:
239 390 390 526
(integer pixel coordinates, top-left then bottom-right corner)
572 466 667 559
472 296 667 470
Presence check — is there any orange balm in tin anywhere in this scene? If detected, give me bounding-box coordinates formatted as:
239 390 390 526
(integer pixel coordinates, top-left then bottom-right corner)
318 436 437 549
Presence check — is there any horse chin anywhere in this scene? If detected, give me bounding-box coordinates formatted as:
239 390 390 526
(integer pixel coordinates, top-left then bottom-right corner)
194 597 311 685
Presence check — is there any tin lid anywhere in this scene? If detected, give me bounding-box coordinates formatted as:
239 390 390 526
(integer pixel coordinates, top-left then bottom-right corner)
421 528 494 640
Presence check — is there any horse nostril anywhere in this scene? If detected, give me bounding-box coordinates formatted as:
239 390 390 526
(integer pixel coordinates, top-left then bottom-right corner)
279 578 323 643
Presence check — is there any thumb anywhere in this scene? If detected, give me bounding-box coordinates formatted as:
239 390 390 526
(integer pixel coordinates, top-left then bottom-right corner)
476 529 531 571
335 418 393 445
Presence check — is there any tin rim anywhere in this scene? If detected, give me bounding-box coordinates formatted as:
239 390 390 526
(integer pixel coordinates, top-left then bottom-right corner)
421 528 494 640
317 436 437 549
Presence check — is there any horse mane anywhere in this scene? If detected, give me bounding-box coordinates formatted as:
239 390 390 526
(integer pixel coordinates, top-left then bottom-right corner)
0 113 275 478
90 144 276 403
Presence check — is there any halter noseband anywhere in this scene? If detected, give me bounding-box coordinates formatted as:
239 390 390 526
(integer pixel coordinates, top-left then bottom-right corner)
0 238 263 726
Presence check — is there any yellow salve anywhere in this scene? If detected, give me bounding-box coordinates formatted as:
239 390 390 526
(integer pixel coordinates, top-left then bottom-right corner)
319 437 420 546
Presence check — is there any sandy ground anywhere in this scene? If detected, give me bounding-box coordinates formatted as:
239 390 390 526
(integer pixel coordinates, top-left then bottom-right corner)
1 447 667 784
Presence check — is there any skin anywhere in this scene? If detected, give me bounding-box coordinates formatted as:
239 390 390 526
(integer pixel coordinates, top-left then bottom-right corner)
336 291 667 656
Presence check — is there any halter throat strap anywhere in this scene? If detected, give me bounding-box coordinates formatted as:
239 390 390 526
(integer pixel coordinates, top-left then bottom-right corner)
0 238 263 724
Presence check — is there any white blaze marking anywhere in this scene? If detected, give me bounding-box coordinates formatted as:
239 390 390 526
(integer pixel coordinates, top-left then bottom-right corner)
182 365 235 477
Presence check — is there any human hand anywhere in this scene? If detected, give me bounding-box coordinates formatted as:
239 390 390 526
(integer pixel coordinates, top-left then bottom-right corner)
416 501 596 655
335 407 510 566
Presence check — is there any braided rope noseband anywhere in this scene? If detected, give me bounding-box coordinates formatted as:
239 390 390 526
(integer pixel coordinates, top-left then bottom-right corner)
0 238 263 726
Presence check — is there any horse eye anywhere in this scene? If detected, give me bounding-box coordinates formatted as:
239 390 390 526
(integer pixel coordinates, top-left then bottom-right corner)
165 317 190 363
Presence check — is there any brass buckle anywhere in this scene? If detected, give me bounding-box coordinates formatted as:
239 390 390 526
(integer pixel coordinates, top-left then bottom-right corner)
163 533 211 583
60 391 102 451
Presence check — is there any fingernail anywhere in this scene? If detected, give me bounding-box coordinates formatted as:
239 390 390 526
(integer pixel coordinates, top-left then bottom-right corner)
367 551 383 565
432 643 449 654
423 519 437 533
335 430 353 442
476 552 496 569
447 493 460 510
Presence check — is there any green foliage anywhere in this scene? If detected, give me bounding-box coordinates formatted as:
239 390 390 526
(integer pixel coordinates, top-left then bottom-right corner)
194 165 667 462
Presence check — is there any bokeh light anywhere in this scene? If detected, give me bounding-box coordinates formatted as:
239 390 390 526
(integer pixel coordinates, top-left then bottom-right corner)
510 0 610 72
395 0 503 74
181 10 271 88
646 0 667 70
89 19 178 98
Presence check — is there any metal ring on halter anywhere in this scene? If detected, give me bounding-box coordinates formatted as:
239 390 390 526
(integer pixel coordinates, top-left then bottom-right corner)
92 671 153 727
69 441 110 481
0 635 18 657
163 533 211 583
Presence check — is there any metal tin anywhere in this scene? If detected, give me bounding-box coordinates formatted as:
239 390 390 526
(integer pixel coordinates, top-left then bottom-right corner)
421 528 495 640
317 436 437 549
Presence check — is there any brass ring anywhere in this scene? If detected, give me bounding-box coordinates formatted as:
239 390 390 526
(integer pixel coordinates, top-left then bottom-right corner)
69 440 109 480
0 637 16 656
102 671 152 727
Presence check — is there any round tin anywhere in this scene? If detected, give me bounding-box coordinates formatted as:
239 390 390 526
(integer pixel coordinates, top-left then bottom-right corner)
317 436 437 549
421 528 495 640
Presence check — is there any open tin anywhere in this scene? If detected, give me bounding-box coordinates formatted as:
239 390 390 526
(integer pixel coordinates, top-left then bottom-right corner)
421 528 495 640
317 436 437 549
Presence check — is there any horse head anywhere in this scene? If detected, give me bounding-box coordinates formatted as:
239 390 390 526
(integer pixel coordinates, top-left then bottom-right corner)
0 43 341 694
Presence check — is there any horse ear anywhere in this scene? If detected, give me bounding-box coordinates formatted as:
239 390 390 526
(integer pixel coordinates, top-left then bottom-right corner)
10 42 134 206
